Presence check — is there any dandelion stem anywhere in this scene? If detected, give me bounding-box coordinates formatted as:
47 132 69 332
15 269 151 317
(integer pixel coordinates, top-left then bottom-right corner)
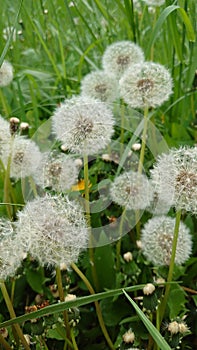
138 105 149 174
71 262 115 350
0 90 11 117
0 281 31 350
83 154 99 291
55 267 71 349
158 209 182 324
136 105 149 239
70 328 79 350
116 208 126 270
0 332 12 350
120 101 125 157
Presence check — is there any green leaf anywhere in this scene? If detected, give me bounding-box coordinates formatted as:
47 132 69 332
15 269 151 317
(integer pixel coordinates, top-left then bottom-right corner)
100 297 131 326
145 5 180 58
26 267 46 294
167 284 187 319
177 7 196 42
122 290 172 350
94 231 116 290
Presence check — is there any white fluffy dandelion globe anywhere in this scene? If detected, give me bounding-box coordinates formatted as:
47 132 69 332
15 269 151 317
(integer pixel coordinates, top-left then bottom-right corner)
119 61 173 108
102 41 144 79
16 194 89 268
141 216 192 266
151 146 197 214
0 218 23 281
52 96 115 155
80 70 119 102
0 61 14 87
0 116 10 157
110 171 153 210
2 136 42 180
34 152 79 192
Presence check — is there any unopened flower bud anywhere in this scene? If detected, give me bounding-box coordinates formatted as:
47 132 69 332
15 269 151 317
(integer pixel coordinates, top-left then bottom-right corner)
0 328 8 338
10 117 20 135
132 143 141 151
65 294 77 302
168 321 179 334
143 283 155 295
178 322 189 334
122 329 135 343
123 251 133 262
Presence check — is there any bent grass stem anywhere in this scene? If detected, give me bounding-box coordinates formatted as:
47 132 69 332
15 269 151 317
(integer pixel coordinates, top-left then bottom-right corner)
55 267 72 349
0 282 31 350
83 154 99 291
71 262 115 350
158 209 182 325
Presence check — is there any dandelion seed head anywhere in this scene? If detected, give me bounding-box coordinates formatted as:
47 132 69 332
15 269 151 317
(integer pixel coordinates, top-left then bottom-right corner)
16 194 88 268
52 96 115 155
102 41 144 79
151 146 197 214
0 218 23 281
2 136 42 180
141 216 192 266
80 70 119 102
119 61 173 108
110 171 153 210
0 61 14 87
34 152 79 192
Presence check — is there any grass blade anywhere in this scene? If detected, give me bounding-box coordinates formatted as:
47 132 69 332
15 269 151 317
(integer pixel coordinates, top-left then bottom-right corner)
123 290 172 350
0 0 24 66
0 284 145 328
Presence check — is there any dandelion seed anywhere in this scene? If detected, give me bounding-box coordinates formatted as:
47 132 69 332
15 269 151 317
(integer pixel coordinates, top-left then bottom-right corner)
16 194 88 268
34 152 79 192
151 146 197 214
81 70 119 102
0 61 14 87
110 171 153 210
119 61 173 108
141 216 192 266
102 41 144 79
0 218 23 280
52 96 115 155
2 136 42 180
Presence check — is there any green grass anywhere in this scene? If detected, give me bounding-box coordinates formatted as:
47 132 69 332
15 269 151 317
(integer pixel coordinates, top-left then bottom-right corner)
0 0 197 349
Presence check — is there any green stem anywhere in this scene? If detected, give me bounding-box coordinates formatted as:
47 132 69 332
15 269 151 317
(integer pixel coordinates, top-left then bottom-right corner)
0 90 11 116
71 262 115 350
0 282 31 350
83 154 99 291
0 332 12 350
116 208 126 270
120 101 125 157
70 328 79 350
135 106 149 240
55 267 71 349
159 209 182 324
138 105 149 174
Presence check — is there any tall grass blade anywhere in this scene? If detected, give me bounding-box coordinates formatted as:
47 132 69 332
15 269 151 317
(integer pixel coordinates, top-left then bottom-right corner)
123 290 172 350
